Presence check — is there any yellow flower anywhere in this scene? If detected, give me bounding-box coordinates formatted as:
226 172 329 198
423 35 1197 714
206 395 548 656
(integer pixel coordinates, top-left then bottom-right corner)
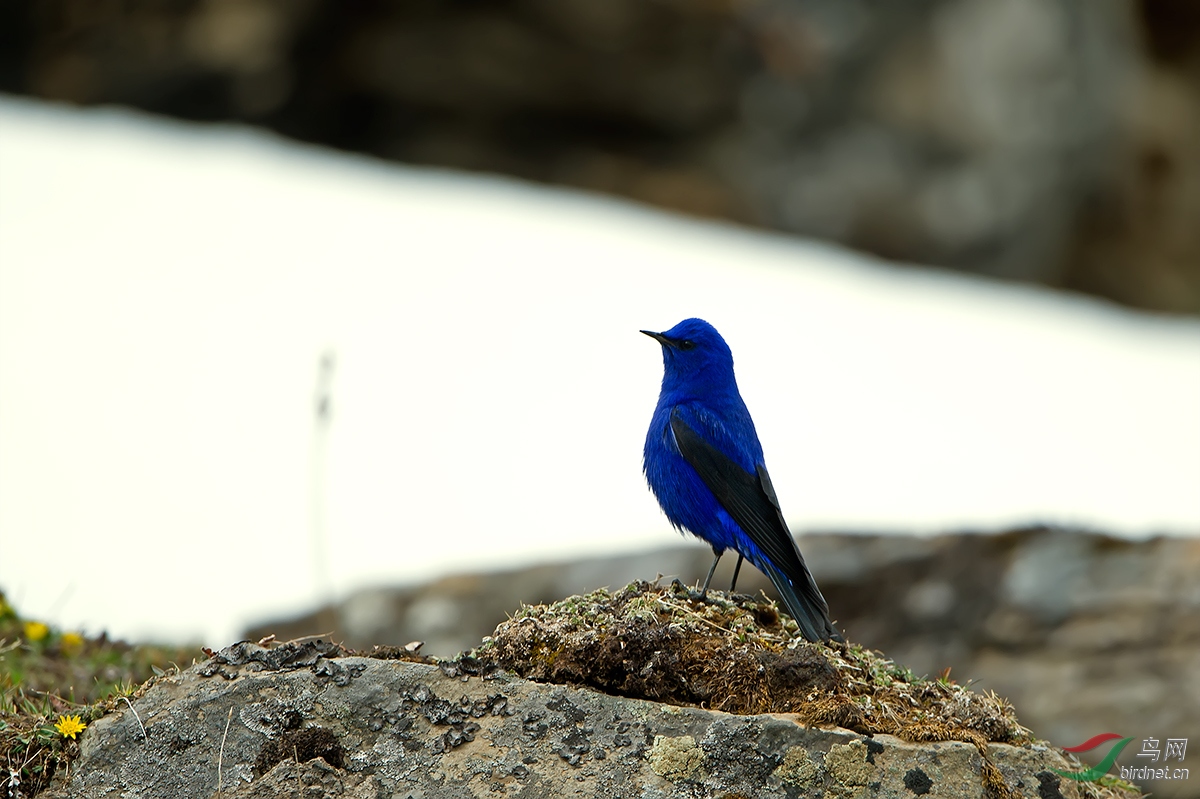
61 631 85 655
55 714 86 740
23 621 49 642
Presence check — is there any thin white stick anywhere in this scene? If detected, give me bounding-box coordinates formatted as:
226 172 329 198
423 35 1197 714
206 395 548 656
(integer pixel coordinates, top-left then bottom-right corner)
121 697 148 742
217 706 233 796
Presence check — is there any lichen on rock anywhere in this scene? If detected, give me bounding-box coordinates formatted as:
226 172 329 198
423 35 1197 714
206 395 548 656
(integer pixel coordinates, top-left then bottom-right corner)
773 745 820 789
824 739 877 787
648 734 704 781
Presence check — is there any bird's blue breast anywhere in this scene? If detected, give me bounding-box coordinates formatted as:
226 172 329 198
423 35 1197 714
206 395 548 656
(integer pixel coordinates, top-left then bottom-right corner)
643 398 765 555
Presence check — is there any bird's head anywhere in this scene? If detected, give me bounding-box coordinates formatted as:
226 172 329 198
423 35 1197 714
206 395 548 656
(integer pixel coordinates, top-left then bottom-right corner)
641 318 736 396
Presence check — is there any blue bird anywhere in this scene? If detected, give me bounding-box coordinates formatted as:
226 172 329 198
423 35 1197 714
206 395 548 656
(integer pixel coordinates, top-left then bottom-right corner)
642 318 840 642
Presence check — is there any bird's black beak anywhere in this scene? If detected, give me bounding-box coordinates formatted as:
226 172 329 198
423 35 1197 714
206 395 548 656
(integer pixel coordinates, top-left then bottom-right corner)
641 330 673 347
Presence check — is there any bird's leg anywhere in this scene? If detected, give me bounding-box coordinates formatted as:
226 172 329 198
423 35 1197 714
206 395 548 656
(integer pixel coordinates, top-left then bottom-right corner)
698 549 723 598
729 554 744 593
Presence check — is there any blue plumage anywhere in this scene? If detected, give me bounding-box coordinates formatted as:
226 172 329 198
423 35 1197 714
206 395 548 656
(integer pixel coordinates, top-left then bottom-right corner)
642 318 840 642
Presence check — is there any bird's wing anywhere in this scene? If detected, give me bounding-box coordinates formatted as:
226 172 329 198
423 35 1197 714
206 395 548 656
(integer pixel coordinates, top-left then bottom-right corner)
669 409 839 642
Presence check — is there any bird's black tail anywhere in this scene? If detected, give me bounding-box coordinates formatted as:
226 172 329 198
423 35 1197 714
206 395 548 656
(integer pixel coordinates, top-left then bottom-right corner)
764 561 842 643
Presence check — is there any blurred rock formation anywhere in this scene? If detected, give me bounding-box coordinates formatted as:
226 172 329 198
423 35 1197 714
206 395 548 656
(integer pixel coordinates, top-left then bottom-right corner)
2 0 1198 313
247 528 1200 798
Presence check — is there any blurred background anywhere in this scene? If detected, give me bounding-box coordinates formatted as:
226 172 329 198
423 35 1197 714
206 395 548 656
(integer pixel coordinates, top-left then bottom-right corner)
4 0 1200 311
1 1 1199 794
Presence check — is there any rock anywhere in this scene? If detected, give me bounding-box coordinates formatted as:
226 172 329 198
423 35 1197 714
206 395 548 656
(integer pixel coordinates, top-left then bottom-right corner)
44 630 1139 798
247 527 1199 798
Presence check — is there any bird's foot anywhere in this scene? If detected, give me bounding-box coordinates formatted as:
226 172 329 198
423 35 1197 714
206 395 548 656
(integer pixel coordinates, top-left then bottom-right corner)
669 579 726 607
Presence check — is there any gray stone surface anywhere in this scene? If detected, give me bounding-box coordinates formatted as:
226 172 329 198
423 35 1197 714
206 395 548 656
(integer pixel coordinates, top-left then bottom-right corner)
45 642 1130 798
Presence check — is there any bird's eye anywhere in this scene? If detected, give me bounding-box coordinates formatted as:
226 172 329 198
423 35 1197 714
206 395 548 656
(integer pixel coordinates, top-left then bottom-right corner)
678 340 696 350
